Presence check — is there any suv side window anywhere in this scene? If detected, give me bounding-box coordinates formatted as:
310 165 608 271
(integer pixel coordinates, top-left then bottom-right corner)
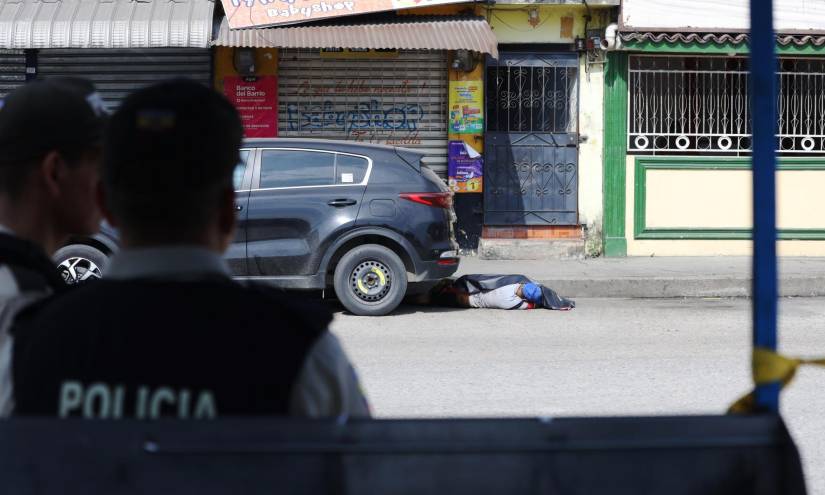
234 149 251 190
335 154 369 185
259 149 335 189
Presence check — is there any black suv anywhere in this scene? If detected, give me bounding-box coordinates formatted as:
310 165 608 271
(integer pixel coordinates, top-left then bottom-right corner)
56 139 460 316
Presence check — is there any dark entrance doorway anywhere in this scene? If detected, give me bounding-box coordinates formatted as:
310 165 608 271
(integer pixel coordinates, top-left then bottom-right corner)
484 53 579 225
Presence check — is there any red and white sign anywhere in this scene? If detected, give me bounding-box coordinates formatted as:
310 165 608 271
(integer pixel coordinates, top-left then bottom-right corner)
223 0 468 29
224 76 278 138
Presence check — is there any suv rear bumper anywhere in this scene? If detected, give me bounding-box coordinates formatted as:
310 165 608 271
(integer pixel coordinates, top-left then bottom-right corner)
411 257 460 283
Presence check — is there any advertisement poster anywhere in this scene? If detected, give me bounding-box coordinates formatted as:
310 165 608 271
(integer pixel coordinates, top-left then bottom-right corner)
448 141 483 193
449 80 483 134
222 0 468 29
224 76 278 138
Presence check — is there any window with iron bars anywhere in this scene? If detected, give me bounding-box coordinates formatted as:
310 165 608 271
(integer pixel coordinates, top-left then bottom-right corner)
628 55 825 155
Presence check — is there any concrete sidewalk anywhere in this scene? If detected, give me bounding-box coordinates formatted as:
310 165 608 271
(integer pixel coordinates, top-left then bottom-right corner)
454 256 825 298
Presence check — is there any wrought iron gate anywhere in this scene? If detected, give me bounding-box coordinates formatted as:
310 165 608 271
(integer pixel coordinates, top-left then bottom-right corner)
484 53 579 225
628 55 825 155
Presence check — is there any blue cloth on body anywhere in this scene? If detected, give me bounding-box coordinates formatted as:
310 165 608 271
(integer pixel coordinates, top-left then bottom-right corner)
522 283 543 304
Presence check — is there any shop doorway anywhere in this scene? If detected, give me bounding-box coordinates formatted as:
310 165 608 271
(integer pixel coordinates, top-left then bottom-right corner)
484 52 579 225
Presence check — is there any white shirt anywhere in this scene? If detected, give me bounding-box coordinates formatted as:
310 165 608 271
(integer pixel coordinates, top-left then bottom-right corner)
0 225 54 416
468 284 530 310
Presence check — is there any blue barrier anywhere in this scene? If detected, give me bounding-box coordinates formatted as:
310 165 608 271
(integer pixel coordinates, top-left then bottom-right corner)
0 416 805 494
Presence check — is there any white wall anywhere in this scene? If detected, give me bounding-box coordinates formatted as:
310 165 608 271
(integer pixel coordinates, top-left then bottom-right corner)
622 0 825 32
577 57 605 230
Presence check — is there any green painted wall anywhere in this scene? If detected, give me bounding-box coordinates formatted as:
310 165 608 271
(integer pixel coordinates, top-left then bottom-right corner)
633 157 825 240
602 52 628 257
623 40 825 56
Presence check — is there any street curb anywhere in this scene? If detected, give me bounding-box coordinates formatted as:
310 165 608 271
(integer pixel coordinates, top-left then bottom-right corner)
532 277 825 298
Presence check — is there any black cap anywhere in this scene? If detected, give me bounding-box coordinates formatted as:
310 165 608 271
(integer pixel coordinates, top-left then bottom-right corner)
0 78 108 165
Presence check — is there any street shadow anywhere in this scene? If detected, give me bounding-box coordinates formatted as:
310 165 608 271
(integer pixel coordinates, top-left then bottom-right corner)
278 289 468 316
323 299 468 317
388 304 468 316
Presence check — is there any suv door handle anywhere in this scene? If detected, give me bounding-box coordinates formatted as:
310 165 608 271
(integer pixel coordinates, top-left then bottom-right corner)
328 199 357 207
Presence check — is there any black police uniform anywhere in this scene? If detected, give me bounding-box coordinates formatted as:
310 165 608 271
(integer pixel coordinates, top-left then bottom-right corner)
0 233 67 295
12 279 330 418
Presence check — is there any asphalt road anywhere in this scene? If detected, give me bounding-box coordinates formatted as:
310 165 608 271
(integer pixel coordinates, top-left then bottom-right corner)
330 297 825 494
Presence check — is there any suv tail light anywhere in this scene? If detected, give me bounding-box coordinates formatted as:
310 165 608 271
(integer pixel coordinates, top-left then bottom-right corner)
438 250 460 266
399 192 453 209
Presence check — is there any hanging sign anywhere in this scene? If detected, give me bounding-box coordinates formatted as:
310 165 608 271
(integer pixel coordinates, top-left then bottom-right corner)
448 141 483 193
224 76 278 138
449 80 483 134
223 0 469 29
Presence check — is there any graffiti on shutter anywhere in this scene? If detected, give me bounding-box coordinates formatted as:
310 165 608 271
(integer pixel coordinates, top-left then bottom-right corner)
279 49 449 177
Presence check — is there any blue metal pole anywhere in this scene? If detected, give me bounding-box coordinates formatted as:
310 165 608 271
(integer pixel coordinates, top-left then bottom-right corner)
750 0 780 413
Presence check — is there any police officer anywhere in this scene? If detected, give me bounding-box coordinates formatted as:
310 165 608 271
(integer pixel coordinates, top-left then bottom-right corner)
12 80 370 419
0 78 107 416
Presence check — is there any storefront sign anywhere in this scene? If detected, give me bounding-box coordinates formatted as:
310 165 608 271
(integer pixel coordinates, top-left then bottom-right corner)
223 0 468 29
448 141 483 193
224 76 278 138
449 80 483 134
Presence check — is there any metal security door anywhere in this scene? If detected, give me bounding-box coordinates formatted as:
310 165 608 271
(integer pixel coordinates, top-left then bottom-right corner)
0 50 26 98
484 53 579 225
278 49 449 177
37 49 212 109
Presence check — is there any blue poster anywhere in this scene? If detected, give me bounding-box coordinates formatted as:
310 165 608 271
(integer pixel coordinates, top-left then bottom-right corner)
448 141 483 193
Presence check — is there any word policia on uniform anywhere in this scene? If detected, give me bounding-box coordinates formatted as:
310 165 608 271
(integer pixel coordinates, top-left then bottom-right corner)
59 382 218 419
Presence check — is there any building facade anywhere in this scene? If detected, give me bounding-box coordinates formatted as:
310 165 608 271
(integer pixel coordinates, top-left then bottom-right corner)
213 1 617 258
11 0 820 258
478 1 615 258
0 0 214 106
605 0 825 256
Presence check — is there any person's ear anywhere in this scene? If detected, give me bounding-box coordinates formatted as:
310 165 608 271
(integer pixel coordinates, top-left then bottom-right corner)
96 182 118 227
38 151 66 198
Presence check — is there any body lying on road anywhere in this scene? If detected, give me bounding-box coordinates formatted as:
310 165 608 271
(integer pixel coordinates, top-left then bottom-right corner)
413 274 575 311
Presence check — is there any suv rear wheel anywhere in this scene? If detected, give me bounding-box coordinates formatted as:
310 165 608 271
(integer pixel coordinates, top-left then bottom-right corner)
54 244 107 285
333 244 407 316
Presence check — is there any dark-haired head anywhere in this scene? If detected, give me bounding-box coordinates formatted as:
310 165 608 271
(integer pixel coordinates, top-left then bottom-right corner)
102 79 243 250
0 77 107 254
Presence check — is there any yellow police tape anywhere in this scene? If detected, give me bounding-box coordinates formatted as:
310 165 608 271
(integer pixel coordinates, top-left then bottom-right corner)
728 347 825 414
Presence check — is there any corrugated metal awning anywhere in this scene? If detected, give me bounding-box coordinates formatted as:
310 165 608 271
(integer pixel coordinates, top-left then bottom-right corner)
620 32 825 47
212 16 499 58
0 0 214 49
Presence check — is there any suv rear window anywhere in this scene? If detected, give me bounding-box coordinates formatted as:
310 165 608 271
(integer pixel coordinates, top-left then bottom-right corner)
335 154 369 185
259 150 335 188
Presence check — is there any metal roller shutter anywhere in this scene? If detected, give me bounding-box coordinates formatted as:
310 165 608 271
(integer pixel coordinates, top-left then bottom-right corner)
278 49 449 177
0 50 26 98
37 48 211 108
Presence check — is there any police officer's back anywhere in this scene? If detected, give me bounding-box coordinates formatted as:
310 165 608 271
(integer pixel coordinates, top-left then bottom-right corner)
0 79 107 416
12 80 370 418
